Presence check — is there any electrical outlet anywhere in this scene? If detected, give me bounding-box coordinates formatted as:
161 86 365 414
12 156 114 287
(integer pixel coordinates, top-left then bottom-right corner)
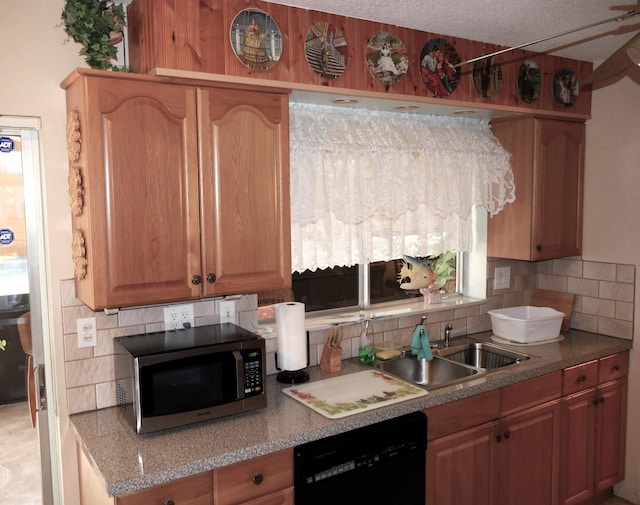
77 317 97 348
164 304 195 330
494 266 511 290
219 300 236 324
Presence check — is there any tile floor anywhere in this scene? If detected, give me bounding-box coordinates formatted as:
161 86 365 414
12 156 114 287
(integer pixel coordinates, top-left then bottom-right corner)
0 401 636 505
0 402 42 505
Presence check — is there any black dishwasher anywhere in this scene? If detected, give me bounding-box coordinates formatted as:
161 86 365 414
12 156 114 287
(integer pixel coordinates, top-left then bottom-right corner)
294 411 427 505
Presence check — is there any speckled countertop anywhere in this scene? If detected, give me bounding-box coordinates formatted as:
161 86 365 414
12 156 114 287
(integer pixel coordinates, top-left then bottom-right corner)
71 330 632 497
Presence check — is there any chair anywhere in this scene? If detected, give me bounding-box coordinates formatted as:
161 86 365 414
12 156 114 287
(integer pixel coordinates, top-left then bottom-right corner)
17 312 36 428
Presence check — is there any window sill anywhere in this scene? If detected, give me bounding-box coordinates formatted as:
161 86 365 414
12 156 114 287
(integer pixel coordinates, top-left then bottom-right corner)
258 295 485 337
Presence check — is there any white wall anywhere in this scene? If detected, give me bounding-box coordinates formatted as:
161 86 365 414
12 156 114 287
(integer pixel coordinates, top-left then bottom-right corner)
583 67 640 502
2 2 639 504
2 2 90 504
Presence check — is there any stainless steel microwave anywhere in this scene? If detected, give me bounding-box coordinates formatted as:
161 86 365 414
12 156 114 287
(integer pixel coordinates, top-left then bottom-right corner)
115 322 266 434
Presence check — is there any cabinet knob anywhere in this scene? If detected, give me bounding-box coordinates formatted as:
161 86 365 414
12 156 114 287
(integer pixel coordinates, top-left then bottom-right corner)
191 275 202 285
536 244 542 252
503 430 511 440
207 273 217 283
164 501 175 505
253 473 264 485
577 375 587 383
613 365 620 372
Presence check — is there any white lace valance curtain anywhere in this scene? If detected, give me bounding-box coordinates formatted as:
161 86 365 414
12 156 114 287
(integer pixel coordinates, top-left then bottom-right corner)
289 102 515 272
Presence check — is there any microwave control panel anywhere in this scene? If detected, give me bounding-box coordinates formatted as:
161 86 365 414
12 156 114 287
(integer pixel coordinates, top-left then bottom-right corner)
243 349 264 396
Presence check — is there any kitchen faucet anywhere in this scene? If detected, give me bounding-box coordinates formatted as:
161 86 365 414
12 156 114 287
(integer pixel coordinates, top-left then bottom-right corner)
444 324 453 347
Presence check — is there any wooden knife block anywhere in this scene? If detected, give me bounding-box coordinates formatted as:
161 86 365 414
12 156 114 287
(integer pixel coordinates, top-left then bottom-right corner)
320 344 343 373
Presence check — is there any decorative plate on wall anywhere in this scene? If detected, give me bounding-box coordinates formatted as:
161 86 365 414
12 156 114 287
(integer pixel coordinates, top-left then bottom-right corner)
472 57 503 99
419 38 461 97
517 59 542 103
304 22 348 79
366 32 408 86
230 8 282 71
552 67 579 107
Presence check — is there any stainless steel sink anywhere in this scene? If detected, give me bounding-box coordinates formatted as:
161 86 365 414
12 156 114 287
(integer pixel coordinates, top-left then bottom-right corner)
436 342 530 370
375 355 479 388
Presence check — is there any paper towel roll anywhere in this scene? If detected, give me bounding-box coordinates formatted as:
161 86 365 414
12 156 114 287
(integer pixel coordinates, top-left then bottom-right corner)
275 302 307 371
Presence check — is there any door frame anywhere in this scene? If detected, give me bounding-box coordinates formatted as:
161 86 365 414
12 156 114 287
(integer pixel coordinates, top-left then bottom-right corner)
1 117 58 505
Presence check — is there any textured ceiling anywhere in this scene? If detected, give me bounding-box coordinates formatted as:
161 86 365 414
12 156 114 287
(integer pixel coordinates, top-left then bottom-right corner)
264 0 640 63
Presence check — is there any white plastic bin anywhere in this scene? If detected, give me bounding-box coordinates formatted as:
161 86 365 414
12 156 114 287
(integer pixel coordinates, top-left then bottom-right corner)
488 306 564 343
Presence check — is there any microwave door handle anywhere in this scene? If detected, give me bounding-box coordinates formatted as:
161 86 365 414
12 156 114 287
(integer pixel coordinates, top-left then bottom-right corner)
233 350 245 400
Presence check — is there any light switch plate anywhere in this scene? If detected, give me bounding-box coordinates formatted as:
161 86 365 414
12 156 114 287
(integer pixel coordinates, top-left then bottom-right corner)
164 304 195 330
77 317 97 348
219 300 236 324
494 267 511 290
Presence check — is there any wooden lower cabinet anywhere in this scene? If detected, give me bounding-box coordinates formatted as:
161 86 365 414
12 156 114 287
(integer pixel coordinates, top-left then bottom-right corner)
560 378 628 505
116 473 213 505
498 399 561 505
427 420 499 505
212 449 293 505
239 487 294 505
428 374 562 505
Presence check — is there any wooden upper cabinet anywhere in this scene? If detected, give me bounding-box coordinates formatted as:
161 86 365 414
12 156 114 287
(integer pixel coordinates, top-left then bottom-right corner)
62 70 291 310
198 87 291 297
63 72 202 310
488 117 585 261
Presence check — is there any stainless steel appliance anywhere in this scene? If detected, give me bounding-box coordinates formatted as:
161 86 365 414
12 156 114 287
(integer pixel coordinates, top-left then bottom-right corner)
294 411 427 505
115 322 266 434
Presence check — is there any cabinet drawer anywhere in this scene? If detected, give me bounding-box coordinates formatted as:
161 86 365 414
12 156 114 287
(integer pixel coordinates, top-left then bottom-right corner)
599 351 629 383
563 360 598 395
213 449 293 505
500 371 561 416
241 487 294 505
427 389 500 440
117 472 212 505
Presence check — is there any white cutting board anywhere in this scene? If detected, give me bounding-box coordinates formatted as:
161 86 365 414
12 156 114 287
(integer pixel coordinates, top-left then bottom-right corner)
283 370 427 419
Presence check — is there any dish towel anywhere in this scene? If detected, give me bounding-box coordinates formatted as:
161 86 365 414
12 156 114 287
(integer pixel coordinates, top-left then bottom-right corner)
411 325 433 361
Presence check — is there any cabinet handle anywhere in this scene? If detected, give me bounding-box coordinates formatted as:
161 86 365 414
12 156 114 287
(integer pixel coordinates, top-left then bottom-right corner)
191 274 202 285
206 273 216 283
253 473 264 485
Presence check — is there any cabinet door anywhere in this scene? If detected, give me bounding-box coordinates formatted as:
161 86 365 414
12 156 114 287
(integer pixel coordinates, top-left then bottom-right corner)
427 421 499 505
488 118 584 261
533 119 584 260
559 389 596 505
198 87 291 296
66 76 202 309
594 378 627 492
498 399 561 505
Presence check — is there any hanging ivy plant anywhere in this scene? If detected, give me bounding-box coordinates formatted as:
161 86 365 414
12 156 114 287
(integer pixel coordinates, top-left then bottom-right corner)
61 0 127 70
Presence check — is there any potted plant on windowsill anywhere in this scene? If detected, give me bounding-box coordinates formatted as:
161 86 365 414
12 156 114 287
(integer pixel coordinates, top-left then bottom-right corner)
61 0 128 71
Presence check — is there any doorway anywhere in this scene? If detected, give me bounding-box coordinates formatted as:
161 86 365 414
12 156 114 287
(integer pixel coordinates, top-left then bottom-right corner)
0 120 54 504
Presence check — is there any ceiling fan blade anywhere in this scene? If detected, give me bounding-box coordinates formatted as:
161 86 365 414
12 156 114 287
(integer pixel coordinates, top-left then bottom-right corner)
582 31 640 86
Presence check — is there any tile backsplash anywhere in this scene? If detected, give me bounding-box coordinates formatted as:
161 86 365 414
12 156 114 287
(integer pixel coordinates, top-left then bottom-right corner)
61 257 635 415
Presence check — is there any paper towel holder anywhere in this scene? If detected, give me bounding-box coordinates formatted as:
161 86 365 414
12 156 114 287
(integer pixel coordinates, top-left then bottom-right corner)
275 331 310 384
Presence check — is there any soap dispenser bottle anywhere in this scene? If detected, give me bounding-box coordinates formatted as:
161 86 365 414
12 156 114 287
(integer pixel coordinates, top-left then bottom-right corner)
358 319 374 364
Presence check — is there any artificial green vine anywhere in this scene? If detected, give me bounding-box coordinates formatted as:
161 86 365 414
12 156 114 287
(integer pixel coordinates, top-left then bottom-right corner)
61 0 127 70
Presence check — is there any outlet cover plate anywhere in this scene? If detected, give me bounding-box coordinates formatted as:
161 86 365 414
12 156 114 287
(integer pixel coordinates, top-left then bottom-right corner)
164 304 195 330
494 267 511 290
77 317 97 348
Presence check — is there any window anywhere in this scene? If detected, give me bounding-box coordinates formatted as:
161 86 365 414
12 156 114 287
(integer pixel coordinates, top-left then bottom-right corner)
255 102 513 320
291 253 459 313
